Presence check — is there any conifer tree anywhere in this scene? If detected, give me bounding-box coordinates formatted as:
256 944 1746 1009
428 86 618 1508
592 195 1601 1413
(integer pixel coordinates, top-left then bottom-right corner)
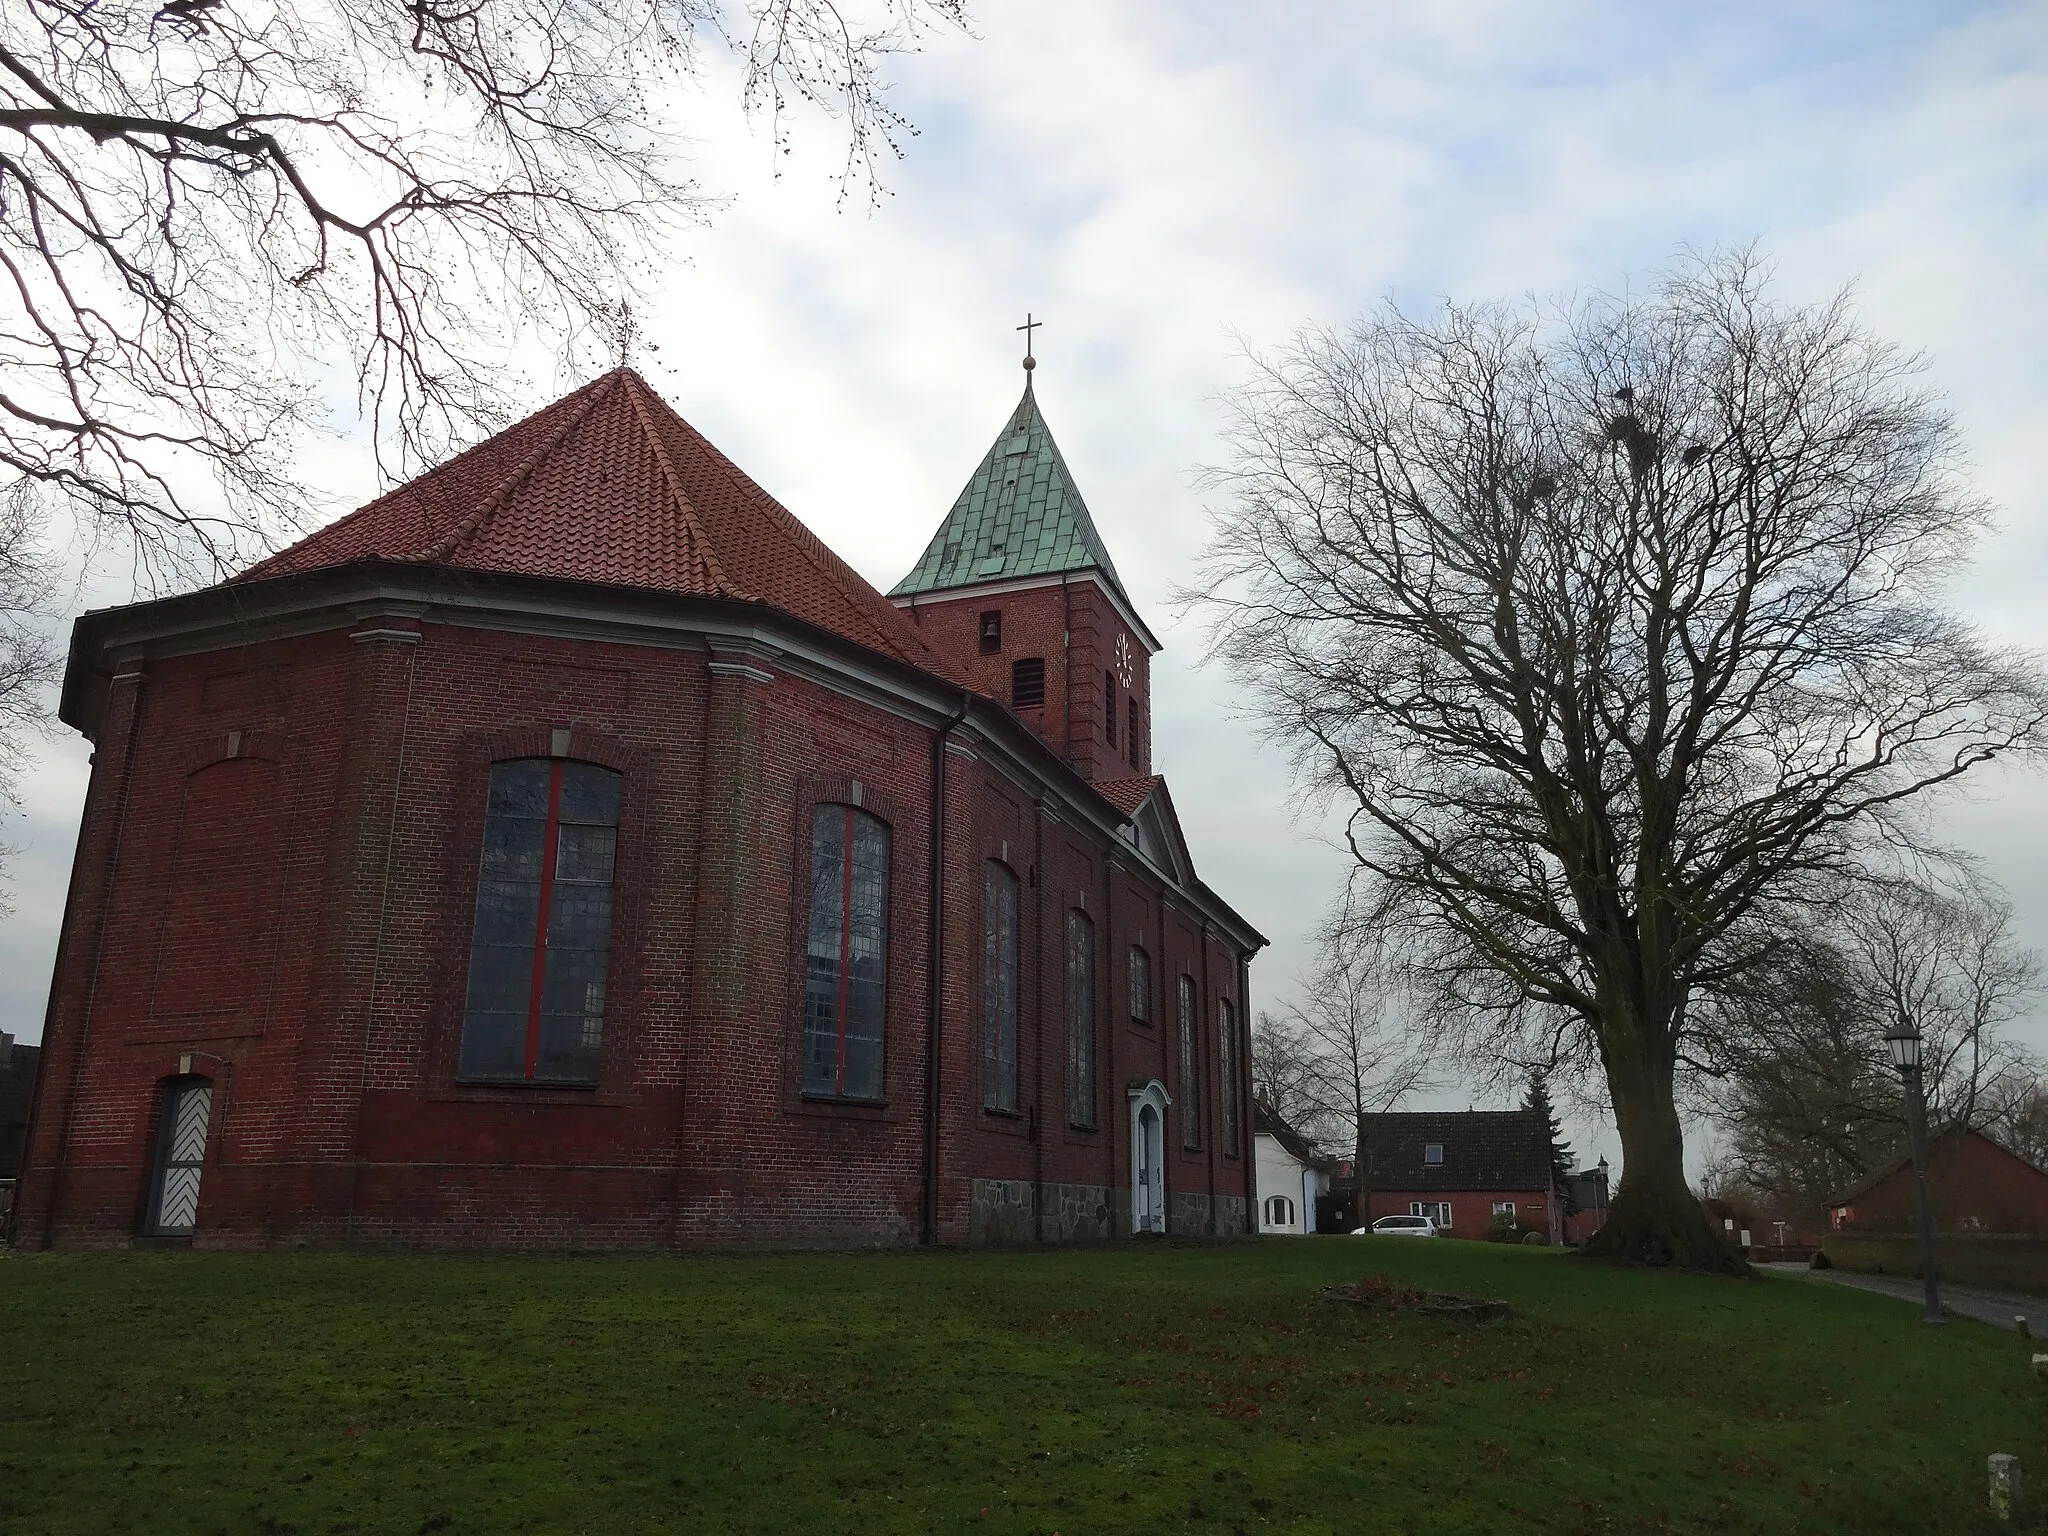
1523 1072 1579 1216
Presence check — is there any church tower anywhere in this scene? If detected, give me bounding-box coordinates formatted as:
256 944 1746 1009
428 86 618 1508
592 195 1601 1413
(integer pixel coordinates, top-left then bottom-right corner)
890 351 1159 784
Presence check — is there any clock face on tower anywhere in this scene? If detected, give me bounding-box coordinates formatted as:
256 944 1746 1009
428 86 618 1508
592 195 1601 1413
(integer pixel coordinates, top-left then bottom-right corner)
1113 632 1134 689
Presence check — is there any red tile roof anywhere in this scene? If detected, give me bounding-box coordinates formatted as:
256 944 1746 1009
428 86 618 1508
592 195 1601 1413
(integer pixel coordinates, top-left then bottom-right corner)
1092 774 1162 816
238 369 963 680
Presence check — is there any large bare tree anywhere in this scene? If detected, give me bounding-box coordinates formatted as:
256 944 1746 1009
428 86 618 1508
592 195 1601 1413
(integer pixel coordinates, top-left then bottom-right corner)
1196 250 2048 1270
1703 872 2040 1226
1249 1009 1323 1140
0 500 58 907
1 0 969 583
1264 918 1437 1207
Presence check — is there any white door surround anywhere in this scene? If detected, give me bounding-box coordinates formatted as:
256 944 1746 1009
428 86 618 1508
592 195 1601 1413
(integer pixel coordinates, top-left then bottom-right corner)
1127 1078 1171 1234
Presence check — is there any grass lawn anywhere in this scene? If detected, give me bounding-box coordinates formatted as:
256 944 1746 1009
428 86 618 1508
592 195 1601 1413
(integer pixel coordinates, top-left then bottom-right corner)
1 1238 2042 1534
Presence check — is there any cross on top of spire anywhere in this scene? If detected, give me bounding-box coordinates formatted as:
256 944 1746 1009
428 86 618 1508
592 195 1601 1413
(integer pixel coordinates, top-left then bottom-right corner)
1017 312 1040 375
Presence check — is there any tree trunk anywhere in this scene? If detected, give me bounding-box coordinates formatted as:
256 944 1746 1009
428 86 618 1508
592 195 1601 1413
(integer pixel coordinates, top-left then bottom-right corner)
1354 1112 1372 1232
1581 1035 1747 1274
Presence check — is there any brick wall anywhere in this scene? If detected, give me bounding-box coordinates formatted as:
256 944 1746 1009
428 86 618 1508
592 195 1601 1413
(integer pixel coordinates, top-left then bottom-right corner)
17 598 1248 1251
899 580 1151 781
1834 1131 2048 1235
1367 1187 1552 1239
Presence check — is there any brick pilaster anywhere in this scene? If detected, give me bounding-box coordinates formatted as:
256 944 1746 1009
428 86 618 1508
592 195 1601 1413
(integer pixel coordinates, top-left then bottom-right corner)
15 661 148 1247
294 621 422 1241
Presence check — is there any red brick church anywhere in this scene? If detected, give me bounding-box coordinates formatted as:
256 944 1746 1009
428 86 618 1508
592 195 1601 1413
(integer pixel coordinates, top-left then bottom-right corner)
11 360 1265 1249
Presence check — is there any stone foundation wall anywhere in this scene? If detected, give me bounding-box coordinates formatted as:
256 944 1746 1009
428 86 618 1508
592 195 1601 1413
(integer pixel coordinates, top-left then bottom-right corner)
1215 1194 1248 1236
1168 1189 1212 1236
1044 1182 1113 1241
970 1178 1035 1244
970 1178 1116 1243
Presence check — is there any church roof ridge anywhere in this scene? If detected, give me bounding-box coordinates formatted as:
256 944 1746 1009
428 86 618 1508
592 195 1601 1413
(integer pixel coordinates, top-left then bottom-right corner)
620 372 951 670
235 368 963 682
616 370 745 601
889 384 1133 605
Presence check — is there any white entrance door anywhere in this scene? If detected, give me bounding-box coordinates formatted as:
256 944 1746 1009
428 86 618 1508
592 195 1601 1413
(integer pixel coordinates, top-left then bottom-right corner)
1127 1078 1171 1234
1136 1105 1163 1231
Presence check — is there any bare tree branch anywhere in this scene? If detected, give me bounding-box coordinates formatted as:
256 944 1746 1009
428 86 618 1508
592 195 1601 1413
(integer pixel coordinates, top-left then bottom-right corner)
0 0 970 584
1263 900 1440 1197
0 491 60 911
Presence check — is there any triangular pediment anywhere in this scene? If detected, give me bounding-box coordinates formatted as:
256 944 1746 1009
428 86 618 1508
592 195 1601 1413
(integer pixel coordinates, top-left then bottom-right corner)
1100 774 1196 887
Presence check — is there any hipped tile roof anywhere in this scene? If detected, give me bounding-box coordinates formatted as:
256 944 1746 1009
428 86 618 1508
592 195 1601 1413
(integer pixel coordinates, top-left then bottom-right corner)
0 1040 39 1180
237 369 962 680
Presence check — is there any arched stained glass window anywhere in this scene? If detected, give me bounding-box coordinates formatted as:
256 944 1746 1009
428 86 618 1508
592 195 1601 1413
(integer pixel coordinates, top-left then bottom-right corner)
459 759 620 1085
1129 946 1152 1024
982 863 1020 1111
804 805 890 1100
1066 909 1096 1128
1220 997 1241 1155
1179 974 1201 1150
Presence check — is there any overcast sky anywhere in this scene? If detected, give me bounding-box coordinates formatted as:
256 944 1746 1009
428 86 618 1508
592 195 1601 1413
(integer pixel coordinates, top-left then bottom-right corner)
7 0 2048 1177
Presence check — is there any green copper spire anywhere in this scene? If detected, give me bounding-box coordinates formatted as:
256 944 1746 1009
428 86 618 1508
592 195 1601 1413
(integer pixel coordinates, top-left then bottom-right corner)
889 384 1132 602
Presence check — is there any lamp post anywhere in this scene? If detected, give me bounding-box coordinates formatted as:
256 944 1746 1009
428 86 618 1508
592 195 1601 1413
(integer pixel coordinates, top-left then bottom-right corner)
1882 1022 1944 1326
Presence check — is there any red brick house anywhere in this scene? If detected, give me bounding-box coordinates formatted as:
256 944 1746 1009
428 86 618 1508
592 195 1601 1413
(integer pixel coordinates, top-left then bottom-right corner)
11 365 1264 1251
0 1032 40 1227
1354 1110 1561 1243
1829 1126 2048 1235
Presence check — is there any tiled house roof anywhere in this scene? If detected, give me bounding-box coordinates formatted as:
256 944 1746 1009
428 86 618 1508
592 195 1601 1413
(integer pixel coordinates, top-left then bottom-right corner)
889 383 1132 604
1091 774 1163 816
1358 1110 1552 1193
1254 1100 1326 1168
1827 1124 2048 1207
237 369 963 681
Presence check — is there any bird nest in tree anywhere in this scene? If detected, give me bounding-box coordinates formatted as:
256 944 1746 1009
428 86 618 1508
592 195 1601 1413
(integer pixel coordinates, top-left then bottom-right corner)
1322 1272 1513 1322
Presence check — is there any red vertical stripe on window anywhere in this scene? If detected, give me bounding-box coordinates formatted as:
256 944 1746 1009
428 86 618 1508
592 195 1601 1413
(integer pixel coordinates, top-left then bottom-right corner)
522 760 566 1078
835 805 854 1095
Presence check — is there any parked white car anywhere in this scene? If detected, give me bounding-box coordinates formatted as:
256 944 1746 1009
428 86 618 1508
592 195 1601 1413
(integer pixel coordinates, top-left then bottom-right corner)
1353 1214 1440 1237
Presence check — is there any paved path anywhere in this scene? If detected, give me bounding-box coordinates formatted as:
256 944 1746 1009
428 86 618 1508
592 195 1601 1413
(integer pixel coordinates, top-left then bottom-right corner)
1760 1262 2043 1332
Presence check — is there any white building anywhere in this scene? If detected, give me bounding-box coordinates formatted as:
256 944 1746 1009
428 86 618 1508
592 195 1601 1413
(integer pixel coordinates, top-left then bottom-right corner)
1254 1101 1330 1235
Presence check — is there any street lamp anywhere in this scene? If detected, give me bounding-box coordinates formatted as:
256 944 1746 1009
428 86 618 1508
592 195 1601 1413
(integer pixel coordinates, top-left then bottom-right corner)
1882 1022 1944 1326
